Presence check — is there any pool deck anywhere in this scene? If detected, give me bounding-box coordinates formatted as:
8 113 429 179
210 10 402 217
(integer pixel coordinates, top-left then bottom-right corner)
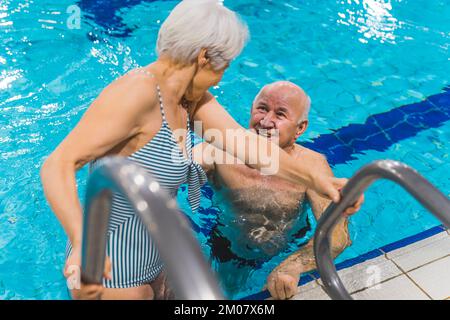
289 225 450 300
242 225 450 300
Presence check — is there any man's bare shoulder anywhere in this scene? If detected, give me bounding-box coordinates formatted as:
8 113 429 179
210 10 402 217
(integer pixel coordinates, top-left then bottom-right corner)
293 144 327 161
293 144 331 171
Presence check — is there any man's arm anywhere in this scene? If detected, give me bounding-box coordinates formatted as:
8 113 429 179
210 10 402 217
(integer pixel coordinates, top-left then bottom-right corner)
266 154 353 300
304 174 353 264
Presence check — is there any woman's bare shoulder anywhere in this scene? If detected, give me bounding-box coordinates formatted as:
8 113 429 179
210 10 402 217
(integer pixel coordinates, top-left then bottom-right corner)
49 70 160 167
100 70 159 111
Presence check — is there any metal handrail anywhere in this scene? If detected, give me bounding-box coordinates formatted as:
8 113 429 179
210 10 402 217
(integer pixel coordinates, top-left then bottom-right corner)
313 160 450 300
80 156 224 299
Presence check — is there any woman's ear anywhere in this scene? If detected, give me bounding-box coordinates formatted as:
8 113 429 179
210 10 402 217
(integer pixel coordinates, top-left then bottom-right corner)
198 48 209 67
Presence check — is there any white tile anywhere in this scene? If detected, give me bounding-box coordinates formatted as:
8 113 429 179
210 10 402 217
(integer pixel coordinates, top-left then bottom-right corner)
317 255 403 294
385 232 450 271
352 275 430 300
290 281 331 300
408 255 450 300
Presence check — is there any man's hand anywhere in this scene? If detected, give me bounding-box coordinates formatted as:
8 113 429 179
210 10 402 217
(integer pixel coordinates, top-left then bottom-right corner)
266 270 300 300
64 245 111 300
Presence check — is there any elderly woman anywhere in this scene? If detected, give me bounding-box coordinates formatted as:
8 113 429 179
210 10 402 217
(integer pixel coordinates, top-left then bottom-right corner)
41 0 347 300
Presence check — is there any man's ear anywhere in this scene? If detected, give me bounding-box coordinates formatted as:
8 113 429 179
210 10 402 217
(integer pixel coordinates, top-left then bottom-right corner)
197 48 209 67
295 120 308 140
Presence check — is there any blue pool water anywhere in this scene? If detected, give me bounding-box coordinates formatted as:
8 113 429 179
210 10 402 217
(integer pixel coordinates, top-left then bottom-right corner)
0 0 448 299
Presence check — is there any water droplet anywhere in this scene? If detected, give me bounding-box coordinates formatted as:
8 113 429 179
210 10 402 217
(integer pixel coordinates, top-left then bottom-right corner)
8 216 17 224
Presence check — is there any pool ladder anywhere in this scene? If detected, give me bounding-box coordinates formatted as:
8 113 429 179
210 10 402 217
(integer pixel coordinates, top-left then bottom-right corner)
80 156 224 299
80 157 450 300
314 160 450 300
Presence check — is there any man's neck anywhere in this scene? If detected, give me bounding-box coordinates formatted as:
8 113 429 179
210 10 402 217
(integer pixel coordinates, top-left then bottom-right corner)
282 143 297 156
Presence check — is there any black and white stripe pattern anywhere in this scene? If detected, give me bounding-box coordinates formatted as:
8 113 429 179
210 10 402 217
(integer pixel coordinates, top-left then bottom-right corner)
66 70 207 288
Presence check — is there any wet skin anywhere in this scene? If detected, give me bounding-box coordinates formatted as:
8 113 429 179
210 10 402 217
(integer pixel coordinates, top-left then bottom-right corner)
193 82 362 299
210 145 309 256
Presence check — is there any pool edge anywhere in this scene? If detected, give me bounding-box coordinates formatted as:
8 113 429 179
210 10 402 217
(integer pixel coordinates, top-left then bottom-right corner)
241 224 447 300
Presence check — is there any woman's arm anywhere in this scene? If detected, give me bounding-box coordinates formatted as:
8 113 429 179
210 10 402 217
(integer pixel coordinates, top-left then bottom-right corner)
40 75 158 247
192 142 217 175
192 93 346 202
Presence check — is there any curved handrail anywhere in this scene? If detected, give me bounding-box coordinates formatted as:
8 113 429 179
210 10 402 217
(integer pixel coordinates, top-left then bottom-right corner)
313 160 450 300
80 156 224 300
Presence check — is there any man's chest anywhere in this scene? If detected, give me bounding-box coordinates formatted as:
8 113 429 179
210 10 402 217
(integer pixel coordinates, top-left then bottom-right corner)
215 163 307 193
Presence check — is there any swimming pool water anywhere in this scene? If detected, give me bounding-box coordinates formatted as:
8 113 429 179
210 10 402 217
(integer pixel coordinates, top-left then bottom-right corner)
0 0 448 299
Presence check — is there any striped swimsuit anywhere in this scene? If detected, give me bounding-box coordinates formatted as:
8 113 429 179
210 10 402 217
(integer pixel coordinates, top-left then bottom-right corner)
66 69 207 288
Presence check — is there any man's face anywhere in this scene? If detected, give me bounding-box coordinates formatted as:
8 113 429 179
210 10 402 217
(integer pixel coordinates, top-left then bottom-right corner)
249 86 307 149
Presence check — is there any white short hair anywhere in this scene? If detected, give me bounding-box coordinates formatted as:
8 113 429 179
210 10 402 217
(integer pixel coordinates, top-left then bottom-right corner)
300 95 311 122
156 0 249 70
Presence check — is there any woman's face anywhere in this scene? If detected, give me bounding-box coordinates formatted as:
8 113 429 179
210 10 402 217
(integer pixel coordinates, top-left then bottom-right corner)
184 61 228 103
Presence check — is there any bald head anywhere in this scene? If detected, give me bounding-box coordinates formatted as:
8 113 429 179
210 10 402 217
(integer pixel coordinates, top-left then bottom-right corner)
254 81 310 123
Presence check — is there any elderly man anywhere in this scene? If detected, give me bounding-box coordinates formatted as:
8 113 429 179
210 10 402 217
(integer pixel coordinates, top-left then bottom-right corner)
193 81 362 299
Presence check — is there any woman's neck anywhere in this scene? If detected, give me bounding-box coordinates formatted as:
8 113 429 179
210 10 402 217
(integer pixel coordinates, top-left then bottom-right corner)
147 57 196 106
